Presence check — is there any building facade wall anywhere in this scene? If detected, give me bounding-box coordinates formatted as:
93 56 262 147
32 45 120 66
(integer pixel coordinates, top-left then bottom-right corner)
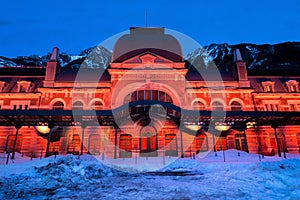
1 38 300 158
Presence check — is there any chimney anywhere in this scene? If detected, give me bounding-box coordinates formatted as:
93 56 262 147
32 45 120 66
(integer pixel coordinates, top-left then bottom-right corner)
232 48 250 87
44 47 60 87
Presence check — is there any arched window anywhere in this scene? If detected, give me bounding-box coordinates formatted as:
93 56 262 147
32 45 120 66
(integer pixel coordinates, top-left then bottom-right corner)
126 90 173 115
72 101 83 110
52 101 64 110
193 100 205 110
212 101 224 111
91 101 103 110
231 101 242 111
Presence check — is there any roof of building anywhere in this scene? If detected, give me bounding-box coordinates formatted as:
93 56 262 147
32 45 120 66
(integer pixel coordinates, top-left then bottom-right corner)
112 27 183 62
56 68 110 82
0 77 44 92
186 66 236 81
248 77 300 92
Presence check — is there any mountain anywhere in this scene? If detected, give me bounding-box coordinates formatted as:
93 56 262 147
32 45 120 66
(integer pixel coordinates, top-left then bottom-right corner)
186 42 300 73
1 42 300 73
0 46 112 70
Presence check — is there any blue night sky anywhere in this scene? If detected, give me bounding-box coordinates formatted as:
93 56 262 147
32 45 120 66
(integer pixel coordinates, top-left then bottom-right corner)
0 0 300 57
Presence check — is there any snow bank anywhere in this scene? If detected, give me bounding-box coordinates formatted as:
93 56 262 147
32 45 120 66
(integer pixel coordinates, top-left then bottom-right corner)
0 151 299 199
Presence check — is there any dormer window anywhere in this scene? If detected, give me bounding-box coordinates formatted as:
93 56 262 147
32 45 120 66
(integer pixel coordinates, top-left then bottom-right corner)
0 81 6 92
261 81 275 93
285 80 299 92
265 85 272 92
17 81 32 93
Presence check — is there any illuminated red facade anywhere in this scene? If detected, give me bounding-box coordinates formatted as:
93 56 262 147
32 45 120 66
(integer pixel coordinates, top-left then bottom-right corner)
0 27 300 158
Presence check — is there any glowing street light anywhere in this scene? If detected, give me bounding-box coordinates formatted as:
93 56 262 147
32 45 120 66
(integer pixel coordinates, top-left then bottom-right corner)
215 122 231 132
35 122 54 157
35 126 50 134
246 121 256 129
185 121 205 132
186 124 202 131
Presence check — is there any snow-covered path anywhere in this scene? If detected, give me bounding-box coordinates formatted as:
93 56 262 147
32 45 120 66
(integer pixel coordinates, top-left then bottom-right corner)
0 151 299 200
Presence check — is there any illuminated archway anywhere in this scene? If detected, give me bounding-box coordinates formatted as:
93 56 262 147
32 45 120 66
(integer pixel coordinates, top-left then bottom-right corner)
211 100 224 111
230 101 242 111
52 101 64 110
192 99 206 110
72 101 84 110
89 99 105 110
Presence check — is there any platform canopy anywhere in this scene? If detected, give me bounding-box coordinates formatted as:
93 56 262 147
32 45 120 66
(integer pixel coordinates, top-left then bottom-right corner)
0 101 299 128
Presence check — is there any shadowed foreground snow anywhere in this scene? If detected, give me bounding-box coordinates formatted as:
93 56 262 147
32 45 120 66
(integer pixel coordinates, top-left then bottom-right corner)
0 150 300 200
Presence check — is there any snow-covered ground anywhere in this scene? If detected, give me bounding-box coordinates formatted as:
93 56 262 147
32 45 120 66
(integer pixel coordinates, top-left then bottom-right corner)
0 150 299 200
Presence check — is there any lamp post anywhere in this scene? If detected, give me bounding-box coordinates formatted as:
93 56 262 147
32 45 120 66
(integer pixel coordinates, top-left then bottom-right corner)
180 129 184 158
114 127 118 159
282 132 287 159
251 122 262 161
212 131 217 156
242 123 249 153
35 123 54 157
80 123 87 156
11 123 22 160
271 122 281 157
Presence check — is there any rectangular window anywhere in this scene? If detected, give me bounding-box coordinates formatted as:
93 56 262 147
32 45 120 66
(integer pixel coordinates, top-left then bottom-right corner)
265 85 272 92
137 90 141 101
265 104 269 111
165 134 177 151
290 85 296 92
132 92 137 101
145 90 150 100
19 85 25 92
290 104 296 111
152 90 158 101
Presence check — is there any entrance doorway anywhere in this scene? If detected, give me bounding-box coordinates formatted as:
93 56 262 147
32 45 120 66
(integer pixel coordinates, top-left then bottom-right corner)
165 134 178 156
140 126 158 157
195 133 208 153
88 134 101 155
119 134 132 158
216 136 227 151
235 133 247 151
